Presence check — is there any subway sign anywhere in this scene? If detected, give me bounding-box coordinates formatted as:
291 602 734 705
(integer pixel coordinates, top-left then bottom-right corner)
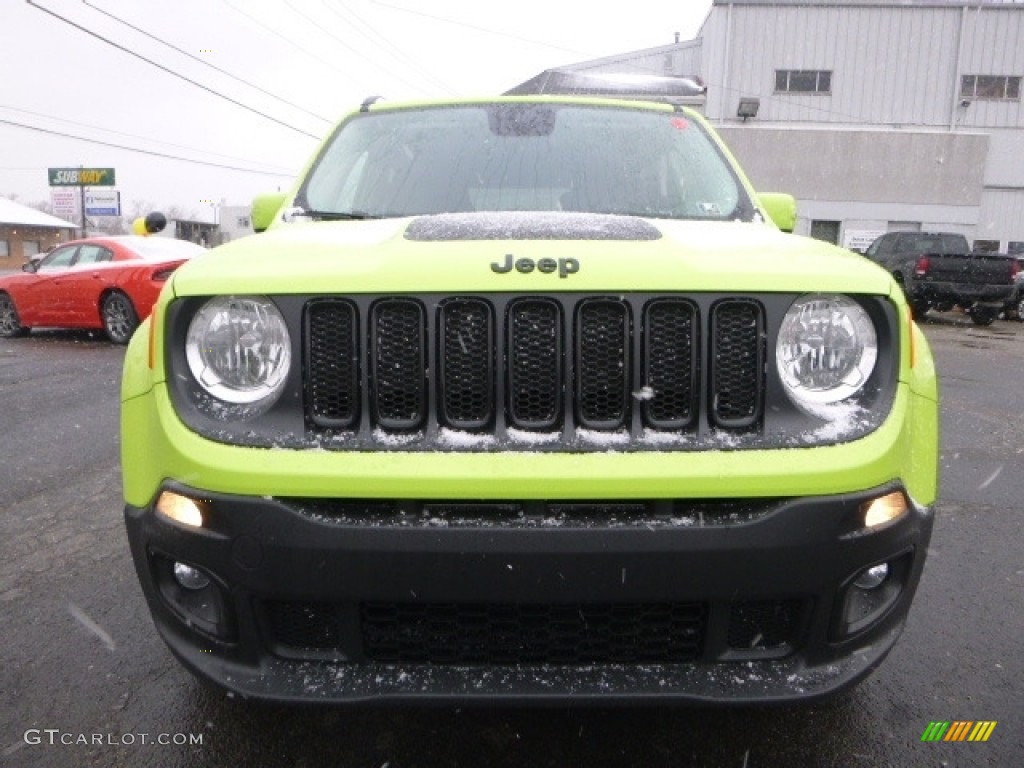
48 167 116 186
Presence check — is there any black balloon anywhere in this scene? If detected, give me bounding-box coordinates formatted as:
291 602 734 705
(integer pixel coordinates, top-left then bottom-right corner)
144 211 167 234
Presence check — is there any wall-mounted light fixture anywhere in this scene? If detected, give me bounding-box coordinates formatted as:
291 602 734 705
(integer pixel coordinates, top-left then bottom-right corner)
737 97 760 121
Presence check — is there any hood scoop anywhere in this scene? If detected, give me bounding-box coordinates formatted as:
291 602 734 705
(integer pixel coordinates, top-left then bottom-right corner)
404 211 662 242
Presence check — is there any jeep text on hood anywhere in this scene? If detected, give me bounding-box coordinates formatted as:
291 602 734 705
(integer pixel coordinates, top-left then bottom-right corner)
121 95 939 705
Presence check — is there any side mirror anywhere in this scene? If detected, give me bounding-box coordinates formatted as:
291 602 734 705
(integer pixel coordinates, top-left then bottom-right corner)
251 192 288 233
758 193 797 234
22 260 39 273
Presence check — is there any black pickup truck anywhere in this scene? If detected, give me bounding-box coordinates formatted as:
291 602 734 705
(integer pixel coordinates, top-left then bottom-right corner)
863 231 1019 325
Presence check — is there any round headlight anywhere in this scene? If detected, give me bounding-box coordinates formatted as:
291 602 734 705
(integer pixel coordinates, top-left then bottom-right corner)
186 296 291 409
776 295 877 409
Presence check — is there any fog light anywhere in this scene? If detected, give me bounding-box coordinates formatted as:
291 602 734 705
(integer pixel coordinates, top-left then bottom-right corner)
156 491 203 528
173 561 211 591
862 491 908 529
853 563 889 590
153 553 235 641
831 552 913 641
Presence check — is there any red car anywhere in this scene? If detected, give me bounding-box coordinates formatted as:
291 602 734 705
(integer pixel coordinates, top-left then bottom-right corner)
0 236 205 344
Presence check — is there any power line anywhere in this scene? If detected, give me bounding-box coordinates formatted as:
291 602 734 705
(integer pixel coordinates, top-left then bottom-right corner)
0 104 297 174
0 118 296 177
221 0 378 93
25 0 322 140
80 0 333 125
320 0 455 94
281 0 436 95
370 0 593 57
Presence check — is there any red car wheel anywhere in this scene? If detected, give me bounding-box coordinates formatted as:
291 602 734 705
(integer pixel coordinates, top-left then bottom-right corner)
0 293 29 338
102 291 140 344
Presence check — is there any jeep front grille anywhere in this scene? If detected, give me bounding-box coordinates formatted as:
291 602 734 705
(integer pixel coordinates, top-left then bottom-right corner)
167 292 897 451
304 294 764 446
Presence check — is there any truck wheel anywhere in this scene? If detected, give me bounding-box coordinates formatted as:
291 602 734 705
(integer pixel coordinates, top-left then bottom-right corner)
0 293 30 338
910 299 930 319
102 292 139 344
970 307 996 326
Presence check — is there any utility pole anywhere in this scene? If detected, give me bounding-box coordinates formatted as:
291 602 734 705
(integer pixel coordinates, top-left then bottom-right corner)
79 165 87 238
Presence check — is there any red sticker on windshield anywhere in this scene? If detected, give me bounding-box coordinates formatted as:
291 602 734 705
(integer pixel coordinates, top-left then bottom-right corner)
670 117 689 130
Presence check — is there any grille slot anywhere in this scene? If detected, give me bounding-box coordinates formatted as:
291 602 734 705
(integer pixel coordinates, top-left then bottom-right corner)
371 299 426 430
710 300 764 428
576 299 630 429
643 299 698 428
306 300 359 428
506 299 563 429
438 299 494 429
361 601 706 664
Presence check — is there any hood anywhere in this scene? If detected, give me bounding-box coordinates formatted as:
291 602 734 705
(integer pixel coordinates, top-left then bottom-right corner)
170 212 895 297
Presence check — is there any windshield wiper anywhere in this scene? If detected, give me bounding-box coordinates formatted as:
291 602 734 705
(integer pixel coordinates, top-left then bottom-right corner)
302 209 380 221
284 203 383 222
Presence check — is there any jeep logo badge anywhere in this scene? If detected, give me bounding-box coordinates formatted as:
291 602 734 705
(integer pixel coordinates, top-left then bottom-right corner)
490 254 580 278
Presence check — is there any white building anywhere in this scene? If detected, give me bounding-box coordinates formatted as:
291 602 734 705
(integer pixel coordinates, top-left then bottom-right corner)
564 0 1024 253
0 197 77 269
217 205 255 244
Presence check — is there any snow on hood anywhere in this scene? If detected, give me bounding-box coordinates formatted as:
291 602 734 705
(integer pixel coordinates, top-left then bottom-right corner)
404 211 662 241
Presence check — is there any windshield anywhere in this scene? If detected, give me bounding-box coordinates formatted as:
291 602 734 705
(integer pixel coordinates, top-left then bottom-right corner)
298 103 754 221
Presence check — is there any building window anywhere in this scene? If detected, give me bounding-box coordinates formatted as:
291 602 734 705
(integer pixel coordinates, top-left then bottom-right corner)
887 221 921 232
0 240 9 258
1008 241 1024 255
810 220 841 245
23 241 40 257
775 69 832 94
972 239 1000 253
960 75 1021 101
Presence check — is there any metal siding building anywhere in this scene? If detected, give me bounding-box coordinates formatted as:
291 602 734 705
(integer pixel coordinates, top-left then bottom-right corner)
565 0 1024 252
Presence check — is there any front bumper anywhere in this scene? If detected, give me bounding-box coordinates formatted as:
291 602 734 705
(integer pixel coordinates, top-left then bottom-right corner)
125 484 933 704
910 279 1015 307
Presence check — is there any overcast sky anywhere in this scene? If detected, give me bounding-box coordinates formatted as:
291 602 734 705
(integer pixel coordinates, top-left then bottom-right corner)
0 0 712 222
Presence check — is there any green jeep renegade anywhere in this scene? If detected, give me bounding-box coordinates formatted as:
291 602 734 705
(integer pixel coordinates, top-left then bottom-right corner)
121 93 938 704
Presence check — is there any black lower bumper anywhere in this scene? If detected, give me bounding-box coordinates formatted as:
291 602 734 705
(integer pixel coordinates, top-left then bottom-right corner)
124 484 934 704
911 279 1015 308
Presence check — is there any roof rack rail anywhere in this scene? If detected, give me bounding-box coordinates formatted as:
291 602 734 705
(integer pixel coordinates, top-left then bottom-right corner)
504 69 706 106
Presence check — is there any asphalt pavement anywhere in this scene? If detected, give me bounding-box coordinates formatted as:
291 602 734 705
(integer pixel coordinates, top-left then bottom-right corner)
0 315 1021 767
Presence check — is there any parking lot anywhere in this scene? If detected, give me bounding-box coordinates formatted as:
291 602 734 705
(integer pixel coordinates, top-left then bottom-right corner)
1 313 1021 767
